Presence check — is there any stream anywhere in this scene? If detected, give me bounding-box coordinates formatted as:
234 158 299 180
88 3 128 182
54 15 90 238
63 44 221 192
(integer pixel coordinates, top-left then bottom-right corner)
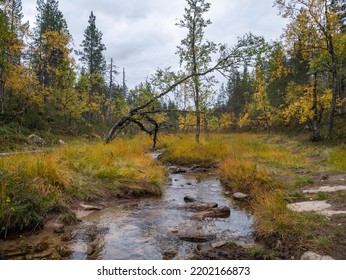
69 161 254 260
0 156 254 260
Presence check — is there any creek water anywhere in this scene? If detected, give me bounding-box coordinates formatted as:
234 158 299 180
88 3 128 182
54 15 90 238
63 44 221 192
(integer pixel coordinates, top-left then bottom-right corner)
69 163 254 260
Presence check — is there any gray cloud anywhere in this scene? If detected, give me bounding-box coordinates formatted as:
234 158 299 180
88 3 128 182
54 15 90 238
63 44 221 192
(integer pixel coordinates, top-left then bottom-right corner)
22 0 286 88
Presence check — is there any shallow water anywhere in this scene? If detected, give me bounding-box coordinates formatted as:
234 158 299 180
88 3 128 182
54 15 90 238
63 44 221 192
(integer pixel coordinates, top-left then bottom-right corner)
70 168 254 260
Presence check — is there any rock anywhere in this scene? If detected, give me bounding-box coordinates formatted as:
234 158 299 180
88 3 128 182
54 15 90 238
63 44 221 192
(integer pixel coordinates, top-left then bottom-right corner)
211 240 227 248
301 251 334 260
184 203 218 211
27 134 46 146
303 185 346 194
34 239 49 253
169 167 189 174
233 192 249 201
287 201 332 212
80 204 103 211
56 246 71 258
177 231 216 242
321 255 335 260
58 139 66 145
184 195 197 203
33 250 52 259
87 244 96 256
162 251 178 260
192 207 231 219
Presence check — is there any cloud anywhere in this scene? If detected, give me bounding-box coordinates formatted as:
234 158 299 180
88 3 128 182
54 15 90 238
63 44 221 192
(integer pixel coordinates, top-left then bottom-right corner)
22 0 286 88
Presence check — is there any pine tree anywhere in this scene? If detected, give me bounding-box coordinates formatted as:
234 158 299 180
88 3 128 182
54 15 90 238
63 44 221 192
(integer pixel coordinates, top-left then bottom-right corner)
79 11 106 78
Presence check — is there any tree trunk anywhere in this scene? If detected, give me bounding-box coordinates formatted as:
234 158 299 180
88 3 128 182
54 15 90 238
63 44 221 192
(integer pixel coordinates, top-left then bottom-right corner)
310 73 321 142
325 50 338 140
0 80 5 115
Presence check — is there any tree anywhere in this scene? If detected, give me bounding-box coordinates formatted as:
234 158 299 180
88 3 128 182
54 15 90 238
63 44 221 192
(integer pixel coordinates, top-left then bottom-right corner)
275 0 346 139
79 11 106 79
0 9 10 115
33 0 69 88
176 0 216 143
79 11 107 122
0 0 28 116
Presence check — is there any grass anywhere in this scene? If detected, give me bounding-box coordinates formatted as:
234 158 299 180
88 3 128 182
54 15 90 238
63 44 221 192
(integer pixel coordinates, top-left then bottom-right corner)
160 133 344 252
0 136 165 236
327 146 346 171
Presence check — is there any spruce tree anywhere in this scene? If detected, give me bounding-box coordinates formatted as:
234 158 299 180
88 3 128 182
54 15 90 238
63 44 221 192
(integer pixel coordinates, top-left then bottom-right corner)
79 11 106 78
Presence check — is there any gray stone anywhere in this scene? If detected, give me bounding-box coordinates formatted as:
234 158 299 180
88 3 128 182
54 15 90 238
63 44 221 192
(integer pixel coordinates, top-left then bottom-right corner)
184 195 197 203
211 240 227 248
80 204 103 211
27 134 46 146
233 192 249 200
184 203 218 211
303 185 346 194
192 207 231 219
58 139 66 145
288 201 332 212
301 251 334 260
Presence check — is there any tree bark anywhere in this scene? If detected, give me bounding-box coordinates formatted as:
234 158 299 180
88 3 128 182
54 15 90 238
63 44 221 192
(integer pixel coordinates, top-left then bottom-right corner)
325 39 338 140
310 73 321 142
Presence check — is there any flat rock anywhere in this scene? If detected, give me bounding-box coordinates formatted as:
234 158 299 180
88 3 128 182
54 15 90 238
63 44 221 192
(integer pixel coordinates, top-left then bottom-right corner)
303 185 346 194
169 167 189 174
192 207 231 219
288 201 346 216
211 240 227 248
177 231 216 242
184 203 218 211
233 192 249 200
288 201 332 212
301 251 334 260
80 204 103 211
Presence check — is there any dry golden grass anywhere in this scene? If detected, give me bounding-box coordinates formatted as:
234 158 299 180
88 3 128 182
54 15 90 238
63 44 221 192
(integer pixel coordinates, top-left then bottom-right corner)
160 133 331 242
0 135 165 235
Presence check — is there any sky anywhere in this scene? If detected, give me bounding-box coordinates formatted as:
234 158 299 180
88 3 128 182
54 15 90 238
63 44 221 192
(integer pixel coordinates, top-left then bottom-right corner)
21 0 287 89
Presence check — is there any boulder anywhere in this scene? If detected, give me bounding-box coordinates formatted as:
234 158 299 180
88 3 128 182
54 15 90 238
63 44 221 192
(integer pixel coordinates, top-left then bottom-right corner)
28 134 46 146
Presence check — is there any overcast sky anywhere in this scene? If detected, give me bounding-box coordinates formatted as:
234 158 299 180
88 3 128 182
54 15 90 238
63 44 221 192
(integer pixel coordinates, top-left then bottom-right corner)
22 0 287 89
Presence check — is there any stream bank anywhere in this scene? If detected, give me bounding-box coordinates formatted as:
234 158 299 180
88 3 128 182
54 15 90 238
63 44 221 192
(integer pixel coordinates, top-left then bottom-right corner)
0 159 255 260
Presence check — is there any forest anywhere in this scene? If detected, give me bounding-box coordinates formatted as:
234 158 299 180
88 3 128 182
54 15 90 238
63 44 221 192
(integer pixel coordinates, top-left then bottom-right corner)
0 0 346 261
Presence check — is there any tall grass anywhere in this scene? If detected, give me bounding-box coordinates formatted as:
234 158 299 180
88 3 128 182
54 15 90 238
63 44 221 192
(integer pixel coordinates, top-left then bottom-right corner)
160 133 329 245
0 136 165 236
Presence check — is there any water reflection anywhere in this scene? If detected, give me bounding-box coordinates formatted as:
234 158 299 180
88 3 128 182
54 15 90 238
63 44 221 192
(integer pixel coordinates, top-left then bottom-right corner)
70 170 254 260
